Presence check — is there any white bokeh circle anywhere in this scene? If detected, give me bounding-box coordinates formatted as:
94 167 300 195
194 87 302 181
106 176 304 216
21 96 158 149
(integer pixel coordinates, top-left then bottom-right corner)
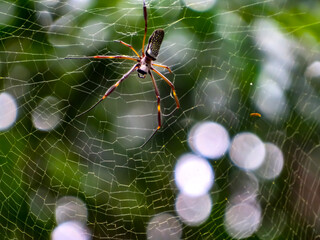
175 153 214 197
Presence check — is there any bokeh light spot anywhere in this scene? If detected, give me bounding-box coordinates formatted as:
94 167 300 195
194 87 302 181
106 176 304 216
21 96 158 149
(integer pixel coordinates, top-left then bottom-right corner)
182 0 216 12
36 10 53 28
224 202 262 239
305 61 320 90
0 1 15 26
175 153 214 197
254 78 287 121
147 213 182 240
188 121 230 159
68 0 92 10
51 221 90 240
255 143 284 179
175 193 212 226
0 92 18 131
229 133 266 170
55 196 88 225
32 96 62 131
229 171 259 204
305 61 320 79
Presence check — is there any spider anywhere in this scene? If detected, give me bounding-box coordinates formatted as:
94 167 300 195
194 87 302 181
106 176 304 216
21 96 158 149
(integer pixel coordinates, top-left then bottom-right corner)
67 0 180 146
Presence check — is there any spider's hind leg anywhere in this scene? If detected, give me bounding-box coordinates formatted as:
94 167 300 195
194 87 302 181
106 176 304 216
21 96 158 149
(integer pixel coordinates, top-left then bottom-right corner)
140 70 161 147
152 67 180 109
152 63 172 73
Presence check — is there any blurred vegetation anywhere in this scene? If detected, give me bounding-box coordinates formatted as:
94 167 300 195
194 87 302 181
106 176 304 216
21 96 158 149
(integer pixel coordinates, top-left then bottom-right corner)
1 0 320 239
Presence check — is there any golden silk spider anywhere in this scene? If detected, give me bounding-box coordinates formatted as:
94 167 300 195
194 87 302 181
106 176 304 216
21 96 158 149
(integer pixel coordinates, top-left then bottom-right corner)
66 0 180 146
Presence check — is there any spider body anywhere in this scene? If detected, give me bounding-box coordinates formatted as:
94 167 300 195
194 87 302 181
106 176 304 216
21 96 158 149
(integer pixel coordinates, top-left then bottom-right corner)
137 53 152 78
146 29 164 60
137 58 151 78
137 29 164 78
66 0 179 146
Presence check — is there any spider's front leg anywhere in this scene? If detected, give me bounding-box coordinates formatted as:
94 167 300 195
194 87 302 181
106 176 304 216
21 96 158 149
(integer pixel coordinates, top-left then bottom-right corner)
75 63 139 118
142 0 148 57
114 40 141 59
65 55 139 62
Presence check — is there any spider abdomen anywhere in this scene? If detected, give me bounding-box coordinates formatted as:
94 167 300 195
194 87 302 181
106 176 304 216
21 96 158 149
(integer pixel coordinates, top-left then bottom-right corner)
146 29 164 60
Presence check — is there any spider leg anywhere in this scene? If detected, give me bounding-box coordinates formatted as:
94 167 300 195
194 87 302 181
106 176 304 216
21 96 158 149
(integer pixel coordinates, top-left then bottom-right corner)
150 70 161 131
151 67 180 108
65 55 139 62
152 63 173 73
76 63 139 118
141 70 161 147
114 40 141 58
142 0 147 57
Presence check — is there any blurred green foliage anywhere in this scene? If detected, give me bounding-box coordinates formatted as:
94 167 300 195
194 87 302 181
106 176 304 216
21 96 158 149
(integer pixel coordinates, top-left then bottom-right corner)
1 0 320 239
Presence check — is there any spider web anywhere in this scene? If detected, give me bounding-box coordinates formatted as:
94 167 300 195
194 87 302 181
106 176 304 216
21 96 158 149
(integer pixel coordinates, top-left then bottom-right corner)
1 0 320 239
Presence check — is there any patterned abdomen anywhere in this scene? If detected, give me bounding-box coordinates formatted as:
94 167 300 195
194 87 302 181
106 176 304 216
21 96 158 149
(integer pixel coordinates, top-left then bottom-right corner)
146 29 164 60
